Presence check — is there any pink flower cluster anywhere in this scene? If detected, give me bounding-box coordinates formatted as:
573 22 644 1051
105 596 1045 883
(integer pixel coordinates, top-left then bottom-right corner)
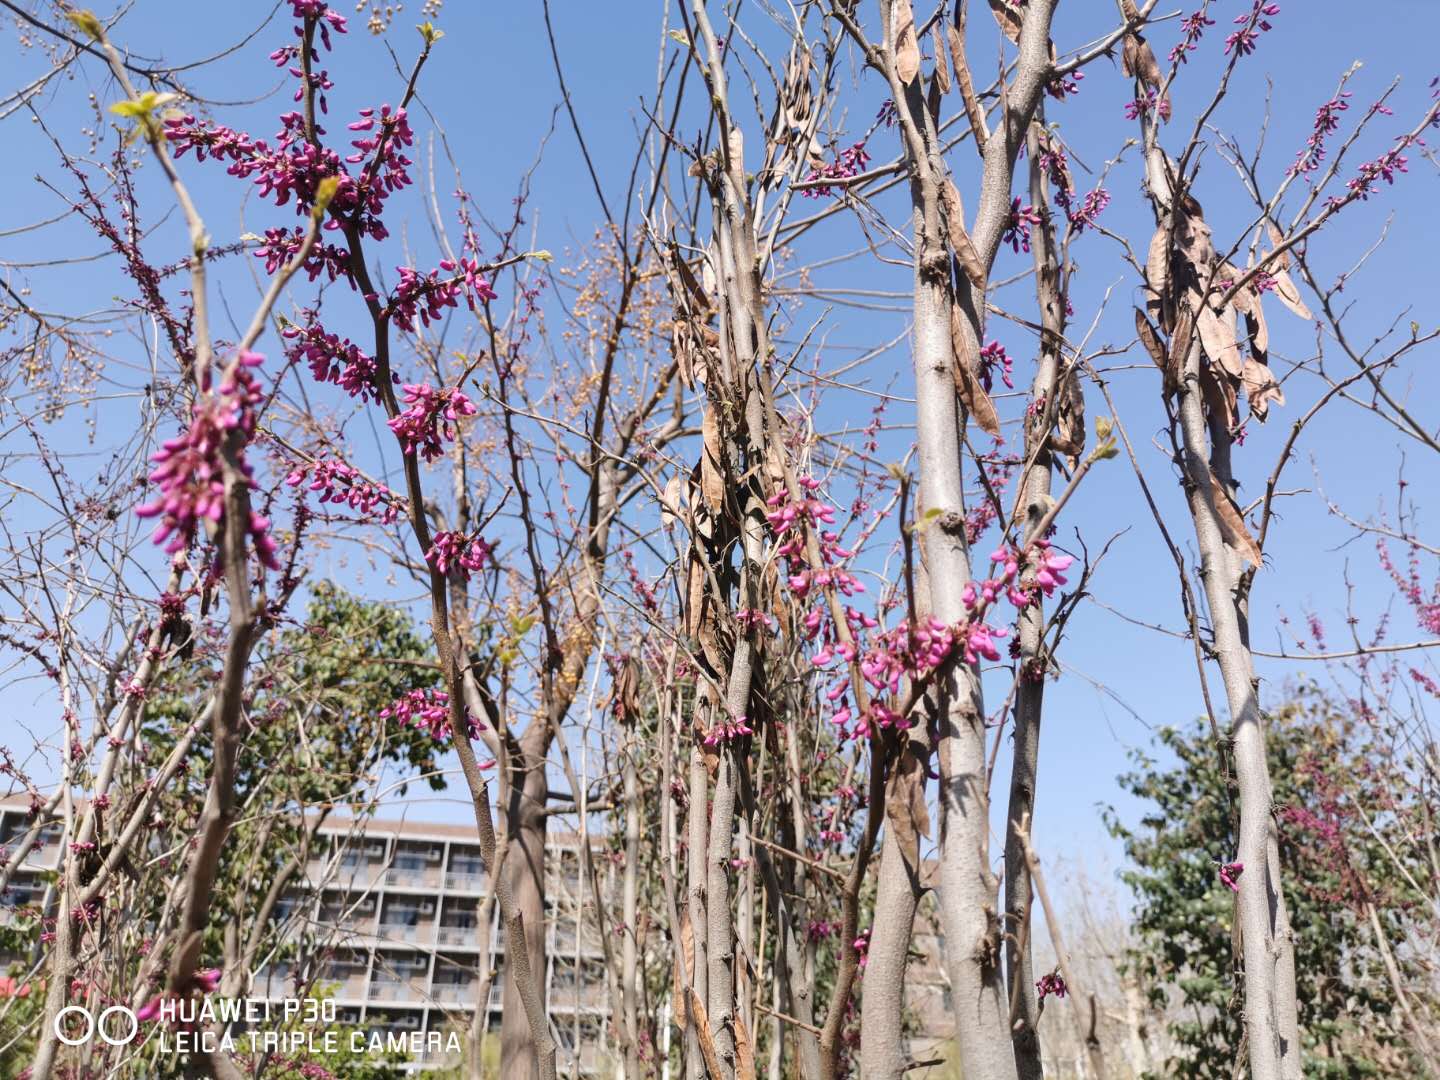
1001 198 1043 254
1036 972 1067 1000
256 225 352 283
1219 860 1244 892
802 142 870 198
1377 538 1440 635
284 318 381 401
1068 187 1111 234
386 383 478 461
136 350 279 570
1345 143 1409 201
1045 68 1084 101
807 919 838 941
289 1 347 44
284 458 402 523
1125 88 1172 122
1289 93 1350 177
425 531 494 579
1169 10 1215 64
1224 2 1279 57
828 618 954 738
852 928 870 969
380 687 482 742
977 341 1013 393
958 540 1073 661
388 259 497 333
768 480 865 600
703 714 755 747
165 97 411 244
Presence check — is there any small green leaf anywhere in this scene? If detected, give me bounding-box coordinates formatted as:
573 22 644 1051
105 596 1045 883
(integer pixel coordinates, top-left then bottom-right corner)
312 175 341 219
416 21 444 45
527 249 554 264
66 10 104 41
667 29 690 46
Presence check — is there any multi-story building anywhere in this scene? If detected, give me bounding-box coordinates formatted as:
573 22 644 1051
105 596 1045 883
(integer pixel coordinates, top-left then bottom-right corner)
1 797 954 1075
0 797 612 1075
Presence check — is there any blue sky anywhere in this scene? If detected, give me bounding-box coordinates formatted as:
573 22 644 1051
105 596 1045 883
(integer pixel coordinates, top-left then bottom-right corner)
2 1 1437 890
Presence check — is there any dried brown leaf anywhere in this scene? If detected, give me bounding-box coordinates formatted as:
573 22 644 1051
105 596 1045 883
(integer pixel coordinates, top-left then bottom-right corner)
661 473 683 532
1200 363 1238 433
672 248 710 312
931 24 951 94
943 180 986 288
688 989 724 1078
886 744 931 867
1243 295 1269 358
673 910 694 1029
1176 213 1215 270
1208 469 1263 568
735 1011 757 1080
1135 308 1166 369
946 24 987 152
701 408 725 514
950 305 1000 436
1264 223 1311 318
1050 366 1086 460
892 0 920 83
989 0 1023 44
1241 358 1285 421
1270 268 1312 320
1195 302 1244 378
1166 304 1193 396
1145 226 1169 320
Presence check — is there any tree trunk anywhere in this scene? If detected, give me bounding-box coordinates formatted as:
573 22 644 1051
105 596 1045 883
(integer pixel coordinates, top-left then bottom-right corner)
500 735 551 1080
859 736 931 1080
1005 118 1065 1080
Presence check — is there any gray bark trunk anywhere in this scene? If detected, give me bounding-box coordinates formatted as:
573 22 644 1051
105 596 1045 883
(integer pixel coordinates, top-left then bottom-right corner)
500 744 551 1080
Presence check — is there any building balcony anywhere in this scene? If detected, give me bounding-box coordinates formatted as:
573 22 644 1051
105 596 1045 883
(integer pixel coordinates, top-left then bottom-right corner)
376 922 434 945
432 981 479 1004
385 867 442 889
444 871 485 892
434 924 482 947
368 980 422 1003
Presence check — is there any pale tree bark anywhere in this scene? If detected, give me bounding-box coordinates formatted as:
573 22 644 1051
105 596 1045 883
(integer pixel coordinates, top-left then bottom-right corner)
1131 96 1302 1079
1004 117 1066 1080
862 503 935 1079
498 731 553 1080
1018 821 1108 1080
862 1 1061 1076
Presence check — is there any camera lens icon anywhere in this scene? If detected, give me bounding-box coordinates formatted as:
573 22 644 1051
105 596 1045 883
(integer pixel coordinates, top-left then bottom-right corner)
54 1004 140 1046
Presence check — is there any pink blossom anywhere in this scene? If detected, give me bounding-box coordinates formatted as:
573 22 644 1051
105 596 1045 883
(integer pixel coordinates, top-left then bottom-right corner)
386 383 477 461
1219 860 1244 892
1036 972 1067 1000
285 458 403 523
1224 3 1279 57
802 141 870 198
978 341 1013 393
380 687 483 742
425 531 494 579
1169 10 1215 64
702 715 755 747
284 318 380 400
135 350 279 570
1001 197 1043 254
